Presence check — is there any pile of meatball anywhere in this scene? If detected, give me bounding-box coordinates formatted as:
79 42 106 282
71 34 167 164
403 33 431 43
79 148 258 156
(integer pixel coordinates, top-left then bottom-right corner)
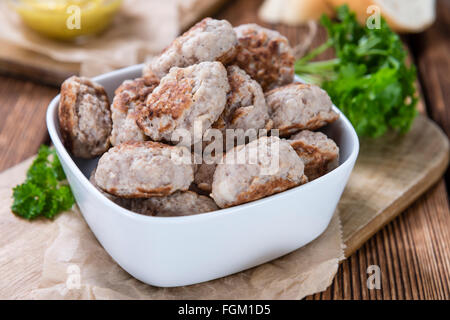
58 18 340 217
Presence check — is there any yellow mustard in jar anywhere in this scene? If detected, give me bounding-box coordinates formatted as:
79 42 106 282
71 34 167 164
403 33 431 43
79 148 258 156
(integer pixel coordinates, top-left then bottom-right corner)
10 0 123 40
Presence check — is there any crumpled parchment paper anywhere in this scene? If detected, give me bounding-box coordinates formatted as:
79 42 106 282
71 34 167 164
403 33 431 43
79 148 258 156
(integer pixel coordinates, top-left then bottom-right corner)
0 157 344 300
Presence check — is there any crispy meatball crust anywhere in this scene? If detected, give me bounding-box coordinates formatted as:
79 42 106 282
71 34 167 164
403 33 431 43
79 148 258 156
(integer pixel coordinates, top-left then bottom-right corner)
230 24 294 91
211 136 307 208
218 65 271 131
110 77 159 146
137 62 229 146
95 141 194 198
150 18 237 78
265 83 339 136
288 130 339 181
58 76 112 158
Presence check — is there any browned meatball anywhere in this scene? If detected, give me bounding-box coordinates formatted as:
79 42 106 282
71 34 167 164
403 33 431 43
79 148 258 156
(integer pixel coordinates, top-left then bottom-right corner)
110 77 159 146
58 76 112 158
95 141 194 198
288 130 339 181
137 62 229 146
265 83 339 136
211 136 307 208
230 24 294 91
90 169 217 216
220 65 271 131
128 191 219 217
149 18 237 79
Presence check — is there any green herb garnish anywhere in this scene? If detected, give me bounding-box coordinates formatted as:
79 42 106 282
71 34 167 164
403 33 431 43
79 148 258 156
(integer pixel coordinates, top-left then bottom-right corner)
295 5 418 138
12 145 75 220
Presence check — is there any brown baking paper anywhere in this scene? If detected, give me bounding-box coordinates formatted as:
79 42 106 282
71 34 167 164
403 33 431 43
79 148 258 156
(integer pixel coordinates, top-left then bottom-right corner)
0 0 179 77
0 157 344 300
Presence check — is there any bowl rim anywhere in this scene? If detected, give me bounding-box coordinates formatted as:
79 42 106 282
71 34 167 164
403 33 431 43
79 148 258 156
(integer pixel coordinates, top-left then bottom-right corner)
47 64 360 223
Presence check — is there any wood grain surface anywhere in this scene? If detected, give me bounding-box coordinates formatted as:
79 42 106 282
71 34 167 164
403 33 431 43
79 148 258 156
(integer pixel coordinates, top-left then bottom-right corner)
0 0 449 300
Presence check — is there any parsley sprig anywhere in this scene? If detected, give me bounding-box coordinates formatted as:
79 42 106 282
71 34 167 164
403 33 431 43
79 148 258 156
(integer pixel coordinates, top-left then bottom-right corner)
12 145 75 220
295 5 418 137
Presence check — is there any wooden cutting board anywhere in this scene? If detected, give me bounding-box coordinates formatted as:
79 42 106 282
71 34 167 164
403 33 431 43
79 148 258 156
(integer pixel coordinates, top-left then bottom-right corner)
340 114 449 256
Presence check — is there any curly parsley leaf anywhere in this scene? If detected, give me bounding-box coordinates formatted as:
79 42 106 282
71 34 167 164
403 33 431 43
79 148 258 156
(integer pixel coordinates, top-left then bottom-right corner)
11 145 75 220
12 183 47 220
295 5 418 138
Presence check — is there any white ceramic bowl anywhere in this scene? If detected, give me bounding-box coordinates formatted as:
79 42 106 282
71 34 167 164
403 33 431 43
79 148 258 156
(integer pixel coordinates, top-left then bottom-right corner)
46 64 359 287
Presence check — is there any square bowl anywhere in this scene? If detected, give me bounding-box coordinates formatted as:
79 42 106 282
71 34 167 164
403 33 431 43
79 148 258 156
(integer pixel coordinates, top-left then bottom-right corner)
46 64 359 287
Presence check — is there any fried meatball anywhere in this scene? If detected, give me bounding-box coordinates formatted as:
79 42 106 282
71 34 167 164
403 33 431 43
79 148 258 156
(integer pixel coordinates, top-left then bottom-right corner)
128 191 219 217
110 77 159 146
90 169 216 216
288 130 339 181
95 141 194 198
211 136 307 208
231 24 294 91
150 18 237 79
265 83 339 136
137 62 229 146
217 65 271 131
58 76 112 158
194 163 217 193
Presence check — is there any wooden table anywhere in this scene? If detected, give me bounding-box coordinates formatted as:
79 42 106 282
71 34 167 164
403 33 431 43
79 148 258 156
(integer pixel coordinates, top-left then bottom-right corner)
0 0 449 300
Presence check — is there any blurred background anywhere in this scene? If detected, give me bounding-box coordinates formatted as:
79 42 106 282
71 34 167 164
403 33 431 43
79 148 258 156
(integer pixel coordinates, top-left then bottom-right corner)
0 0 441 83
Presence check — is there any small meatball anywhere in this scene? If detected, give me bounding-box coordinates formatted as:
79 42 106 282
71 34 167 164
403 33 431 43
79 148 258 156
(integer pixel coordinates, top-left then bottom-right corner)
210 66 272 152
219 65 270 131
137 62 229 146
129 191 219 217
230 24 294 91
150 18 237 78
194 163 217 193
288 130 339 181
58 76 112 158
110 77 159 146
91 169 216 216
211 136 307 208
95 141 194 198
265 83 339 136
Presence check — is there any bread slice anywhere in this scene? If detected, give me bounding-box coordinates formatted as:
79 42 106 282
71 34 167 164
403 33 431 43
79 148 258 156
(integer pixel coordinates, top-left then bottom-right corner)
328 0 436 33
258 0 335 26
